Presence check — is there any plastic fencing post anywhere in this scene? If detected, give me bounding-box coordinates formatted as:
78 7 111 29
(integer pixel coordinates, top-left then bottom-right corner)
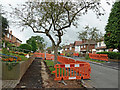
45 51 46 60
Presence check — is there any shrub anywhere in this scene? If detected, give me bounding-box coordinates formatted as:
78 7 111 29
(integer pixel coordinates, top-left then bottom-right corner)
85 54 89 60
66 53 71 57
19 44 32 53
2 48 9 55
97 52 120 60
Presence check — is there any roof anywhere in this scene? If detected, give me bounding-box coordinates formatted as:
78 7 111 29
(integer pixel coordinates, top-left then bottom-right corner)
70 43 74 47
65 45 70 48
82 40 96 45
74 41 82 46
96 46 106 50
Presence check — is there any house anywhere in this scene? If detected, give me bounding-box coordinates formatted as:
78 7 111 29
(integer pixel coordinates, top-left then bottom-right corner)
95 39 113 52
69 43 75 54
74 41 82 53
80 40 96 53
2 30 22 47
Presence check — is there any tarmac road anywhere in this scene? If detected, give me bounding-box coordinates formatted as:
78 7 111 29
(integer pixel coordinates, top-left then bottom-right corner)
75 58 119 88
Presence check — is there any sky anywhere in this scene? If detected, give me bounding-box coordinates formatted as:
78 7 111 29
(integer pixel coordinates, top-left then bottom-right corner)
0 0 116 47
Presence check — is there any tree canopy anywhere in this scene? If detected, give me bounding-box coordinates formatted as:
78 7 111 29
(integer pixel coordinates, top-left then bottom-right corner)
26 36 46 52
78 25 103 41
10 0 104 64
78 25 103 53
104 1 120 52
0 15 9 37
19 44 32 53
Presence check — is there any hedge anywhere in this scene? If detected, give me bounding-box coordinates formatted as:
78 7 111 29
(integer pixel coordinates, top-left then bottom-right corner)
97 51 120 60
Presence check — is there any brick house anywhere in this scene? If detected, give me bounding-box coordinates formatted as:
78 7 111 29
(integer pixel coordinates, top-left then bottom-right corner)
2 30 22 47
95 38 113 53
80 40 96 53
74 41 82 53
69 43 75 54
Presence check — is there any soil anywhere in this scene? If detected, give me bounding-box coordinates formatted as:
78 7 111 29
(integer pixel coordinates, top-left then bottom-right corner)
14 58 86 89
43 60 86 89
15 59 43 89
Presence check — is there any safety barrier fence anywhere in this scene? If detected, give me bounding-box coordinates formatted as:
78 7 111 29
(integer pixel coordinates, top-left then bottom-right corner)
89 53 108 61
60 53 64 56
34 52 54 60
58 56 75 64
52 63 91 80
73 53 79 57
34 52 91 80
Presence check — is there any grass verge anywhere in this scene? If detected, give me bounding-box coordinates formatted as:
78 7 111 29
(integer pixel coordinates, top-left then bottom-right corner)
83 58 106 63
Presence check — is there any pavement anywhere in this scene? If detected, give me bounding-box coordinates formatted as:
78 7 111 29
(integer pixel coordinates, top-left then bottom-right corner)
2 80 19 89
73 57 119 89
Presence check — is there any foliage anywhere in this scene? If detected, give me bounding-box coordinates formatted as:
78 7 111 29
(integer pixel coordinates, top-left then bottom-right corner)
10 1 104 64
2 48 9 55
104 1 120 52
19 44 32 53
66 53 71 57
78 26 103 53
97 51 120 60
78 25 103 41
31 40 37 52
88 58 105 63
85 54 89 60
0 15 9 37
26 36 46 52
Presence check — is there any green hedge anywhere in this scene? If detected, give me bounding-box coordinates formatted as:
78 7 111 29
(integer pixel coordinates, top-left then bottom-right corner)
97 52 120 60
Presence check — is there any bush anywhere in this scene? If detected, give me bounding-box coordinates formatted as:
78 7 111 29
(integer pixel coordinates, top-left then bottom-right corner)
97 52 120 60
19 44 32 53
66 53 71 57
2 48 9 55
85 54 89 60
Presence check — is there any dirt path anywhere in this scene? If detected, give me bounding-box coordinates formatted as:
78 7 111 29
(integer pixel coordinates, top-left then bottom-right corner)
15 59 43 89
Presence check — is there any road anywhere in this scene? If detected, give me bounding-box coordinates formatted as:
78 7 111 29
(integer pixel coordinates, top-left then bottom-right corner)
74 58 119 88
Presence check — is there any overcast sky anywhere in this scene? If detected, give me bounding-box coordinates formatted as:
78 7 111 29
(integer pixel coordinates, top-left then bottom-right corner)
0 0 116 47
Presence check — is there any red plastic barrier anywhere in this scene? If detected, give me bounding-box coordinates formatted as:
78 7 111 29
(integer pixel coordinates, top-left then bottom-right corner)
34 53 54 60
89 53 108 61
73 53 79 57
52 63 91 80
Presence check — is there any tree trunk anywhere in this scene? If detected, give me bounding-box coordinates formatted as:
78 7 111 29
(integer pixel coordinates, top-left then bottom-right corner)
53 46 58 65
86 42 90 54
118 47 120 52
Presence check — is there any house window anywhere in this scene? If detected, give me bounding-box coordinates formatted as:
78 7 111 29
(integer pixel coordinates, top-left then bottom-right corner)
84 45 86 48
10 35 12 40
99 42 101 47
81 46 83 48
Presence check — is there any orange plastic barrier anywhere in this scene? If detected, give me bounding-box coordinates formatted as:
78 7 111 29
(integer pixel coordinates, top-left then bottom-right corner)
89 53 108 61
58 56 75 64
52 63 91 80
73 53 79 57
60 53 64 56
34 52 54 60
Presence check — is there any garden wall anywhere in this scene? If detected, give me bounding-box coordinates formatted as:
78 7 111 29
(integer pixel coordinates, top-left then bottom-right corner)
2 56 34 80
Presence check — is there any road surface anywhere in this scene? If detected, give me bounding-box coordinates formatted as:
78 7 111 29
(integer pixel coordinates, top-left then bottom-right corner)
75 58 119 88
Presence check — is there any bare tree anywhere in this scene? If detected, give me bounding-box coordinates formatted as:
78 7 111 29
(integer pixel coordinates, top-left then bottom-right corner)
9 0 104 64
78 25 103 53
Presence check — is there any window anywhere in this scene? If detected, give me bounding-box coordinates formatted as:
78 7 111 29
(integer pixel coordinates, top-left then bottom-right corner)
84 45 86 48
10 35 12 40
99 42 101 47
7 34 9 38
81 46 83 48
